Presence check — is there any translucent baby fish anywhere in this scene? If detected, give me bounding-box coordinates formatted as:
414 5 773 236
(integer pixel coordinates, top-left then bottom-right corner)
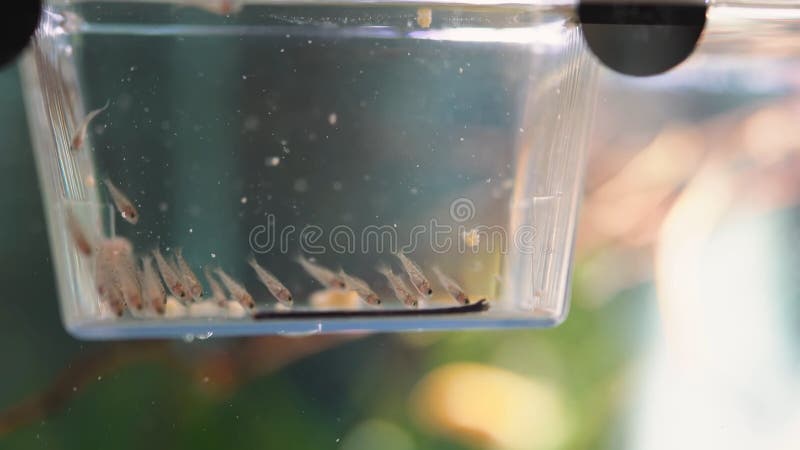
173 248 203 300
152 248 188 300
178 0 243 15
111 245 143 311
140 255 167 315
204 265 228 307
248 256 293 306
98 271 126 317
394 252 433 297
432 266 470 305
103 178 139 225
377 263 418 308
95 242 126 316
295 254 346 289
96 237 142 311
214 267 256 309
66 209 93 256
70 100 109 151
338 269 381 306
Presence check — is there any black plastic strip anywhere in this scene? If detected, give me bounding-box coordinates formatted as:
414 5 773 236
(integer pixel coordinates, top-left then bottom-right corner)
253 299 489 320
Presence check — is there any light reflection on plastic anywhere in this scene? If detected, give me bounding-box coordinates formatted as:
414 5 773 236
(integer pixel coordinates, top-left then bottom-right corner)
408 22 567 50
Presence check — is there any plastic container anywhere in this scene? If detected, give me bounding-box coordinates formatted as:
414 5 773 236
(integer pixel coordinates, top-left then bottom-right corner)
22 0 596 339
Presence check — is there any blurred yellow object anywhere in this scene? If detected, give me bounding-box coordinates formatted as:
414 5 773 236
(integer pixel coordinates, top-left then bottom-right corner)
309 289 361 309
416 7 432 29
461 228 481 249
410 363 567 450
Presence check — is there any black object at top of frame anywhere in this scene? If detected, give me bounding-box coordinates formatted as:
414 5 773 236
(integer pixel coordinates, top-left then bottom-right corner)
578 1 708 76
0 1 42 69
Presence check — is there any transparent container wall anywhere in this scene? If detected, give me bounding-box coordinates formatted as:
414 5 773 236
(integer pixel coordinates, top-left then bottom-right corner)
22 0 597 339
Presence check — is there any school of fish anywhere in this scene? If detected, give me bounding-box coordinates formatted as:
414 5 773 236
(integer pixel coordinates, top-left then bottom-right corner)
67 99 475 319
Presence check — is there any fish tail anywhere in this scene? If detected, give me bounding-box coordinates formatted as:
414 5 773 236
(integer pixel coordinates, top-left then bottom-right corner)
375 262 392 276
246 254 259 269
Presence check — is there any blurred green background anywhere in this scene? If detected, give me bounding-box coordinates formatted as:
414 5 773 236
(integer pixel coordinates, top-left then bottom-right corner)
4 10 800 445
0 58 650 449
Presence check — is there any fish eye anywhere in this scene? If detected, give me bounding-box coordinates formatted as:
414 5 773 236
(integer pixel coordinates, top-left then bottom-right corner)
376 299 381 305
413 301 418 306
464 299 470 304
427 288 433 295
288 296 293 302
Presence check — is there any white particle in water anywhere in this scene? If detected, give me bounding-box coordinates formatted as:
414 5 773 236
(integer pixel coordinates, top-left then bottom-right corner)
242 74 247 80
328 113 337 125
211 253 216 258
188 228 193 233
462 229 481 248
410 187 419 195
240 196 248 204
519 128 525 133
307 39 313 44
158 202 169 212
458 67 464 74
266 156 281 167
459 137 464 142
294 178 309 192
244 115 260 131
332 181 343 191
280 48 285 53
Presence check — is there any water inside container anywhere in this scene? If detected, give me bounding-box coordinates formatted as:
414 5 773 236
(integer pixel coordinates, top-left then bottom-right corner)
22 0 597 338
